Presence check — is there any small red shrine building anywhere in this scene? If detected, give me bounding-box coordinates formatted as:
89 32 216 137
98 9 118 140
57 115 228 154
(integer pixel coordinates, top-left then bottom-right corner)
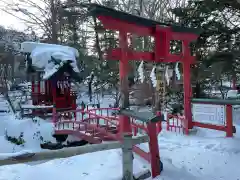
20 42 82 113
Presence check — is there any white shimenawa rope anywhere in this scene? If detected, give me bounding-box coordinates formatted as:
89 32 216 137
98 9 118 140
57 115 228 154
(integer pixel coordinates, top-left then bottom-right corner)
150 65 157 87
175 62 181 80
137 61 144 83
165 66 170 85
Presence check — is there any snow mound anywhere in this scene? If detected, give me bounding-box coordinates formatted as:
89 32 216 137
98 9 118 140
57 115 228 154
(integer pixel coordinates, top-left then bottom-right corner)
0 115 56 153
226 90 238 98
30 46 80 79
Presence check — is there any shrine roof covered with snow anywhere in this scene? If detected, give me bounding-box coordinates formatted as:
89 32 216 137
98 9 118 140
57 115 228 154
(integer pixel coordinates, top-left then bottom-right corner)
20 42 81 81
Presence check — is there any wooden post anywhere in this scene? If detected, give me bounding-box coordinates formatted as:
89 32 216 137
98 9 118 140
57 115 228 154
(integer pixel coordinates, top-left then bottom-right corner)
182 40 193 134
122 133 133 180
118 109 162 178
232 75 236 90
38 73 41 100
119 31 131 133
156 111 162 134
154 65 165 135
154 65 165 113
52 80 57 109
226 104 233 137
52 104 57 124
31 74 35 104
183 62 190 134
147 122 162 177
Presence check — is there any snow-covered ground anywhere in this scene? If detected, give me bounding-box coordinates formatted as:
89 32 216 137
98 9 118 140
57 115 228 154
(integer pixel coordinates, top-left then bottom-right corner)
0 96 240 180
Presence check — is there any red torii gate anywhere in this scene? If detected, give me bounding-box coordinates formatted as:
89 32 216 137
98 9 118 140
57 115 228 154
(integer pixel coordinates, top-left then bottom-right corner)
86 4 200 134
63 3 200 178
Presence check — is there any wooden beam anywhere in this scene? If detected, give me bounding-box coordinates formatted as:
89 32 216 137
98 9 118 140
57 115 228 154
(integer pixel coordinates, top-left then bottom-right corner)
107 49 154 61
98 15 153 36
54 130 103 144
107 48 195 63
191 98 240 105
118 109 164 123
0 135 149 166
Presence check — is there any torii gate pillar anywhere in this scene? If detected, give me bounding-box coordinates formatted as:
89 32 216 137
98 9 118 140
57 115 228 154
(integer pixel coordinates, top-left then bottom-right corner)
182 40 194 134
119 31 132 133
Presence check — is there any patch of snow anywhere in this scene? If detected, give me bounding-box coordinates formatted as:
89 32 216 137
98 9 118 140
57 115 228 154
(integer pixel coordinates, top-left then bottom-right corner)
226 90 238 98
0 149 148 180
20 105 53 109
21 42 79 57
0 115 56 153
222 81 232 87
0 95 240 180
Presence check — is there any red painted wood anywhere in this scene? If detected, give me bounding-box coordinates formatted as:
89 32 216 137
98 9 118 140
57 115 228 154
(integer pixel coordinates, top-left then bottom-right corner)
55 107 161 178
107 48 195 63
98 15 199 41
232 76 237 90
155 26 171 60
119 31 132 134
192 121 226 132
226 104 233 137
133 146 150 162
156 111 162 134
52 11 199 178
55 130 102 144
147 123 161 177
98 15 153 36
172 32 198 41
182 40 194 133
166 115 185 133
107 49 154 61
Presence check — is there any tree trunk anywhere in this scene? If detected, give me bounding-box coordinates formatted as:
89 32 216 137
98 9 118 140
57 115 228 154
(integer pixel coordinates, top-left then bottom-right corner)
194 82 201 98
50 0 58 44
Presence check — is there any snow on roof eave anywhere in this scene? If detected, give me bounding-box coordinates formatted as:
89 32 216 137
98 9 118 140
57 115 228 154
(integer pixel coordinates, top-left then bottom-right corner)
20 41 79 58
29 44 80 78
41 63 81 81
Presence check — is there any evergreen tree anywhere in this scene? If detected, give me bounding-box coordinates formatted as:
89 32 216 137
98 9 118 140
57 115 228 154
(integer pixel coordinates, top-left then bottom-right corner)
172 0 240 97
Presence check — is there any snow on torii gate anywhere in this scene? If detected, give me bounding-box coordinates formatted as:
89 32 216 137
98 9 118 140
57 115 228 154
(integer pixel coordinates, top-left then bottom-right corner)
82 4 201 134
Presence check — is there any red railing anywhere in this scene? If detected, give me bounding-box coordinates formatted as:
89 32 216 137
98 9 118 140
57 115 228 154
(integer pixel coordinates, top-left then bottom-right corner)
166 114 185 133
53 106 157 162
166 103 235 137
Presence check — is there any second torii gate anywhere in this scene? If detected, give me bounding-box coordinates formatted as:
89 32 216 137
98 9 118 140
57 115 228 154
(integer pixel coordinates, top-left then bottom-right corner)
65 3 201 178
85 4 200 134
87 4 200 177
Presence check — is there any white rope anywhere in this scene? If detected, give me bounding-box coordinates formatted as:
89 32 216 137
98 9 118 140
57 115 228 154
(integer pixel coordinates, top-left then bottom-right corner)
175 62 181 80
150 65 157 87
137 61 144 83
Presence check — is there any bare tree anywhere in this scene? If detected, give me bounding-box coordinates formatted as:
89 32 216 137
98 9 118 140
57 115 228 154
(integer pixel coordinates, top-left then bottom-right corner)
0 0 62 43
